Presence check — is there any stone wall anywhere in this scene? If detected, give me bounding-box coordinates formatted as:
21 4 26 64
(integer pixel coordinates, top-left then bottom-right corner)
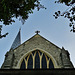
1 34 74 69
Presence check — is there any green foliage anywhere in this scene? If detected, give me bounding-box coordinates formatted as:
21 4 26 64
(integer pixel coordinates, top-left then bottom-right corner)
0 25 8 38
0 0 75 38
54 0 75 32
0 0 45 25
55 0 71 5
59 0 71 4
0 0 46 38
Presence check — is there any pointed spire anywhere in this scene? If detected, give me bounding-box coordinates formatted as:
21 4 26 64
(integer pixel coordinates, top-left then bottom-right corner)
10 28 21 50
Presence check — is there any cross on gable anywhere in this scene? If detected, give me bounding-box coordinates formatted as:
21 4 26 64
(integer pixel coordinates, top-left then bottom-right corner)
35 30 40 34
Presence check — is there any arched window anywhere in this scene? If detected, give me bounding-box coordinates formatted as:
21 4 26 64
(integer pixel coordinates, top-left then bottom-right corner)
20 59 25 69
20 50 54 69
28 54 33 69
42 54 47 69
35 51 40 69
49 59 54 69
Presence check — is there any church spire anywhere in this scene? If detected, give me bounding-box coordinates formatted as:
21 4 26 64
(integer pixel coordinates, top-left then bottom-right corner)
10 28 21 50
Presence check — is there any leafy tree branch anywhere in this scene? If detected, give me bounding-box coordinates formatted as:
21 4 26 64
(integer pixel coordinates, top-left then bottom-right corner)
54 0 75 32
0 0 75 38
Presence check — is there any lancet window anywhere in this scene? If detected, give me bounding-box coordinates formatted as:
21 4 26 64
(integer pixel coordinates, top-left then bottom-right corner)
20 50 54 69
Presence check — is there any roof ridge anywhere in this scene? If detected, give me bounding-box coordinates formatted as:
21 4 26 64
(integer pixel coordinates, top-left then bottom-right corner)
12 34 61 50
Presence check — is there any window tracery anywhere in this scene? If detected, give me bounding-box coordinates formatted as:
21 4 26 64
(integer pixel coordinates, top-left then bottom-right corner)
20 50 54 69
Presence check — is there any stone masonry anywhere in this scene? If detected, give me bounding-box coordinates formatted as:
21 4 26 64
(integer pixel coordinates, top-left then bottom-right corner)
1 34 74 69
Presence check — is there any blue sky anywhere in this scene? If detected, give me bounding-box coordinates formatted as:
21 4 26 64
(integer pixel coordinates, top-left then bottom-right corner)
0 0 75 68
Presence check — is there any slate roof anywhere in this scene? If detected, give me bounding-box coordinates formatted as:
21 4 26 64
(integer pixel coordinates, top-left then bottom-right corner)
10 29 21 50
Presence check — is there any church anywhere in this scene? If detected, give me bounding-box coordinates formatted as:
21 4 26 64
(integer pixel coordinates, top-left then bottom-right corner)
1 30 74 69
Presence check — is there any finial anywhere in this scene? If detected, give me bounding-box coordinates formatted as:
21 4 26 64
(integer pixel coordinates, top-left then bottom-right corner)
35 30 40 34
62 46 65 50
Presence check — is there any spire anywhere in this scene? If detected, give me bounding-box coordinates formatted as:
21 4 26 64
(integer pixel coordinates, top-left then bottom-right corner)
10 29 21 50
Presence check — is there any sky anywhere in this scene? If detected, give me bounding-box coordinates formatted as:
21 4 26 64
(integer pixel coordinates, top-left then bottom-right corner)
0 0 75 68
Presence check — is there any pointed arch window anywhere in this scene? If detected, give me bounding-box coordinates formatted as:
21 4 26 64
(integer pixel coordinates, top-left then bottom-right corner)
20 50 54 69
28 54 33 69
42 54 47 69
20 59 25 69
35 51 40 69
49 59 54 69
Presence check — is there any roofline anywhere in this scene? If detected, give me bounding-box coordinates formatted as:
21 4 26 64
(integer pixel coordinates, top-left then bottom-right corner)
12 34 61 51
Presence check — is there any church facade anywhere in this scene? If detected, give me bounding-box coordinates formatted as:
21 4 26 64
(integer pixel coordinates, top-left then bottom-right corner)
1 30 74 69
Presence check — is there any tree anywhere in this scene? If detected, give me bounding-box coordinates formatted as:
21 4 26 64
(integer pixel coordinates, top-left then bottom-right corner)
0 0 75 38
54 0 75 32
0 0 46 38
0 25 8 38
0 0 46 25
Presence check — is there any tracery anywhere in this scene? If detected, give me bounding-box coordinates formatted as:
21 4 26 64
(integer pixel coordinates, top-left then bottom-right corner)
20 50 54 69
